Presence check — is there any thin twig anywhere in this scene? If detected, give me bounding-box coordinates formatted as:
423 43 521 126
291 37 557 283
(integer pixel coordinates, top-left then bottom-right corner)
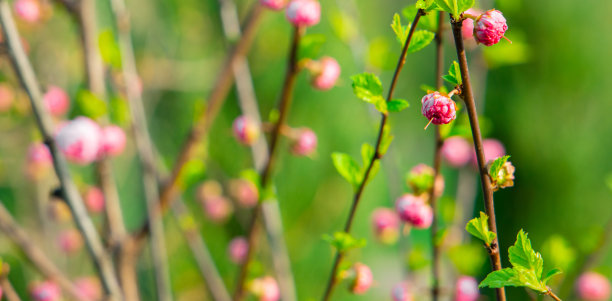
321 10 425 301
217 0 296 299
0 201 83 300
430 11 445 301
449 15 506 301
108 0 173 299
0 2 123 299
0 265 21 301
232 25 304 301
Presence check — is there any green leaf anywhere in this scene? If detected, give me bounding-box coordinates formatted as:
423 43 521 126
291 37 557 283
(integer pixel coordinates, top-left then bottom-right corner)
179 159 206 189
508 230 544 279
299 34 326 60
479 268 522 288
109 97 130 127
379 124 394 156
76 90 107 119
240 169 261 191
391 13 409 46
543 268 563 284
415 0 435 9
322 232 366 252
361 144 375 168
458 0 475 14
332 153 362 189
98 29 122 69
465 212 496 246
388 99 410 112
408 30 435 53
489 155 511 179
351 73 387 113
433 0 453 15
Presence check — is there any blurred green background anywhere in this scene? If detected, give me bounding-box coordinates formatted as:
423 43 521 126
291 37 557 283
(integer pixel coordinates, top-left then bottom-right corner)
0 0 611 300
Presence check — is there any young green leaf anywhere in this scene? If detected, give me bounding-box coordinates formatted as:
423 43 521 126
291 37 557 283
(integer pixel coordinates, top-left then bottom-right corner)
465 211 497 246
458 0 475 14
75 90 108 119
479 268 522 288
322 232 366 253
415 0 434 9
543 268 563 284
433 0 453 15
489 155 511 186
98 29 122 69
351 73 388 113
332 152 363 189
508 229 544 279
391 13 409 46
408 30 435 53
442 61 462 86
388 99 410 112
379 124 394 156
361 144 375 168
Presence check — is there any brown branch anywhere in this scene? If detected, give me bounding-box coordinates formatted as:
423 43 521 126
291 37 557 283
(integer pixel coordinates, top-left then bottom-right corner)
232 25 304 301
449 15 506 301
0 2 123 299
0 265 21 301
321 10 425 301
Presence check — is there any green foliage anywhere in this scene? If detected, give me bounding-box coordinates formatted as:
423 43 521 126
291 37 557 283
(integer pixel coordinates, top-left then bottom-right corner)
392 11 434 52
322 232 366 253
489 155 510 177
434 0 475 19
442 61 462 86
332 152 363 190
98 29 122 69
179 159 206 189
351 73 387 113
408 31 435 53
387 99 410 112
75 90 107 119
379 124 394 156
480 230 562 294
391 13 410 46
448 243 488 276
240 169 261 190
109 97 131 127
466 212 497 247
299 34 326 60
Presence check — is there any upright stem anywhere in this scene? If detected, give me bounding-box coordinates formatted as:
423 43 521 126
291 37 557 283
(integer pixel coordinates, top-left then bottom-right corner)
449 16 506 301
0 266 21 301
217 0 296 299
430 11 445 301
0 2 123 299
131 3 265 244
108 0 173 299
321 10 424 301
233 25 304 301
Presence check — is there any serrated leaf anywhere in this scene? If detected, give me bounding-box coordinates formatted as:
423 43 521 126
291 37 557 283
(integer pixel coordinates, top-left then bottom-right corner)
332 153 362 189
489 155 511 180
465 212 496 246
361 144 375 168
509 230 544 279
299 34 326 60
322 232 366 252
391 13 409 46
408 30 435 53
433 0 453 14
416 0 434 9
450 61 462 85
479 268 522 288
388 99 410 112
98 29 122 69
543 268 563 284
379 124 394 156
351 73 386 113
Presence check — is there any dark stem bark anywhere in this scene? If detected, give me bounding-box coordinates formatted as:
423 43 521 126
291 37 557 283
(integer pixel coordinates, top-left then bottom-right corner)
449 15 506 301
232 25 304 301
430 11 445 301
321 10 425 301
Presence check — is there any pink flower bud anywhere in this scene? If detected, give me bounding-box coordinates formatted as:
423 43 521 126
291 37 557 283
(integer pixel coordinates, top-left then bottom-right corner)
472 138 505 166
233 116 260 146
455 276 480 301
371 208 399 244
474 9 508 46
57 229 83 254
55 117 102 164
74 277 102 301
251 276 280 301
395 194 433 229
421 92 457 125
100 125 127 157
30 281 61 301
229 179 259 208
0 83 14 112
14 0 41 23
43 86 70 116
461 9 481 40
228 236 249 264
26 142 52 180
350 263 373 294
286 0 320 27
197 180 223 201
291 128 317 156
577 272 611 301
260 0 286 10
202 196 233 223
441 136 472 167
310 57 340 90
84 187 105 213
391 283 414 301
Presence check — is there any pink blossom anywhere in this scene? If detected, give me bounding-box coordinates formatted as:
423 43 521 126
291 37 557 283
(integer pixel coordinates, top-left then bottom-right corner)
260 0 286 10
74 277 102 301
286 0 320 27
85 187 105 213
43 86 70 116
14 0 40 23
441 136 472 167
371 208 399 244
251 276 280 301
472 138 505 166
350 263 373 294
233 116 260 146
30 281 61 301
474 9 508 46
311 57 340 90
391 283 414 301
26 142 52 180
421 92 457 125
461 9 481 40
395 194 433 229
55 117 102 164
291 128 317 156
100 125 127 157
57 229 83 254
202 196 233 223
455 276 480 301
577 272 611 301
229 179 259 208
0 83 14 112
228 236 249 264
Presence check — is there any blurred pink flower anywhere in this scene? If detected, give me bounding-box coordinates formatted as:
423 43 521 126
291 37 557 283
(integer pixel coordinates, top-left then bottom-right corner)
85 186 105 213
310 57 340 90
251 276 280 301
260 0 286 10
30 281 61 301
441 136 472 167
350 263 373 294
286 0 320 27
455 276 480 301
58 229 83 254
233 116 260 146
396 194 433 229
43 86 70 116
74 277 102 301
371 208 399 244
202 196 233 223
229 179 259 208
291 128 317 156
14 0 40 23
472 138 505 166
0 83 14 112
26 142 52 180
228 236 249 264
55 117 102 164
577 272 611 301
100 125 127 157
391 282 414 301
